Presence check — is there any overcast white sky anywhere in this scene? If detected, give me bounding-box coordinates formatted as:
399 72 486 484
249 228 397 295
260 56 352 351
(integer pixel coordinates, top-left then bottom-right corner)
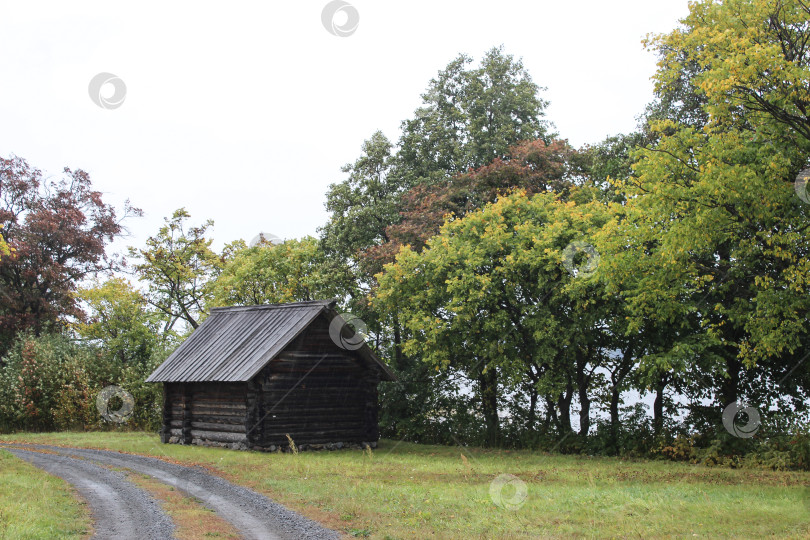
0 0 690 255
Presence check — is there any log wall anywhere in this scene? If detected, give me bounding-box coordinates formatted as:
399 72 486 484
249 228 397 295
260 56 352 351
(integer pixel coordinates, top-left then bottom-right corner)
246 315 380 449
161 382 248 449
160 314 382 451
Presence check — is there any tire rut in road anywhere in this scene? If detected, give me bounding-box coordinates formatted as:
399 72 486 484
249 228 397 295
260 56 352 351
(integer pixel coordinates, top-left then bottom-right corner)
8 444 340 540
6 448 175 540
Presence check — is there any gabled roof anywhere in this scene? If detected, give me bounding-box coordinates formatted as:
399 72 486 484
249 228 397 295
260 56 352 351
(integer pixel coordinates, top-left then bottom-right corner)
146 300 396 383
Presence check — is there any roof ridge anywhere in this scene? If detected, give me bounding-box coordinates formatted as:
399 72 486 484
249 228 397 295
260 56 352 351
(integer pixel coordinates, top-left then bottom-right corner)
210 299 337 312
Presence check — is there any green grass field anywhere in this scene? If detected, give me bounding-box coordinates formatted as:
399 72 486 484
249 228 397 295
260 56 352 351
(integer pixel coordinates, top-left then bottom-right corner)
0 448 90 539
2 431 809 539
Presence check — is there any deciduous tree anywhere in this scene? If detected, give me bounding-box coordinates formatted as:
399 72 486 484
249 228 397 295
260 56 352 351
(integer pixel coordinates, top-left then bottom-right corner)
0 155 137 353
598 0 810 421
375 189 614 445
75 277 166 365
128 209 220 332
210 236 355 308
398 46 550 184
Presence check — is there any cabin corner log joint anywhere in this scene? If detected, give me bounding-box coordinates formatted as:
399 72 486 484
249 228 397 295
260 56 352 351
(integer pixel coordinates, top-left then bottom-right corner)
147 300 396 451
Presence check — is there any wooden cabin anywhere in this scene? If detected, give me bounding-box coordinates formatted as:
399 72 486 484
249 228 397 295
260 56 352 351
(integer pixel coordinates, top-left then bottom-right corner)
146 300 396 451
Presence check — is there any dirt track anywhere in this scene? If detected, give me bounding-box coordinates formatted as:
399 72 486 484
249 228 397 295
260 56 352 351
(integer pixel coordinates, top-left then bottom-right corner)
7 448 175 539
4 444 340 540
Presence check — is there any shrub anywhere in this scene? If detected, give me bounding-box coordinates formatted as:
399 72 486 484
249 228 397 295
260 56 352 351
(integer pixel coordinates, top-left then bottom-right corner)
0 334 101 431
0 333 172 433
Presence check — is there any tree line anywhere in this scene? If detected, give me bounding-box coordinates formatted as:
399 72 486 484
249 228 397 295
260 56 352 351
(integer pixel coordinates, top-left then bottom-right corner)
0 0 808 469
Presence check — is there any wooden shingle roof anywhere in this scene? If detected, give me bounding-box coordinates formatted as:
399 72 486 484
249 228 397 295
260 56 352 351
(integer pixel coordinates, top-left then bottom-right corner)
146 300 396 383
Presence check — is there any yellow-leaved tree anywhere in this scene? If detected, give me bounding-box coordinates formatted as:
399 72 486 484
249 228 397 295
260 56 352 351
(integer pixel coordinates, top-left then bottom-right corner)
596 0 810 412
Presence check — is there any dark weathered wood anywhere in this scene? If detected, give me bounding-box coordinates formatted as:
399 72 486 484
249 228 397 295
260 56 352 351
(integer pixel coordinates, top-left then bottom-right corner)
160 385 171 443
254 333 378 445
188 415 244 425
160 309 386 449
190 421 245 433
262 430 370 445
181 383 192 444
245 378 264 446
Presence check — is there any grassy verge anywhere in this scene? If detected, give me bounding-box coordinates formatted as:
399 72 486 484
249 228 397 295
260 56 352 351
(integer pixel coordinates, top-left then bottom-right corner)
0 449 91 539
2 431 809 539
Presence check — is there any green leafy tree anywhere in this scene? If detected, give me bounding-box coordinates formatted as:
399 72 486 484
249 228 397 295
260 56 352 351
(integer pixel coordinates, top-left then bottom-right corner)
651 0 810 149
128 209 221 332
366 138 578 267
210 236 355 308
321 50 555 438
367 139 580 444
321 131 408 280
320 132 416 418
375 189 613 446
398 46 550 184
598 0 810 425
75 277 167 365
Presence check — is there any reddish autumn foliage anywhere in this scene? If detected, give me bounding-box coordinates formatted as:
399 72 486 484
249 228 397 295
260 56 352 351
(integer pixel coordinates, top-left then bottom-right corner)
0 155 140 352
362 138 579 274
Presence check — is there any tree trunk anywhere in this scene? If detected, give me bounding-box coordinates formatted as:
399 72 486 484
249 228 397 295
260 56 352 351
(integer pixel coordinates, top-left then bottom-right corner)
609 385 621 452
392 311 403 367
557 381 573 436
478 367 500 446
527 385 538 433
544 396 558 432
578 391 591 437
576 349 591 437
653 381 666 436
721 356 741 407
610 347 635 453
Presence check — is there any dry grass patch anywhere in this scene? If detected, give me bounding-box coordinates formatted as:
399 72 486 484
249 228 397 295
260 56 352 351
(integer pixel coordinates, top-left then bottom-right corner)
127 472 241 539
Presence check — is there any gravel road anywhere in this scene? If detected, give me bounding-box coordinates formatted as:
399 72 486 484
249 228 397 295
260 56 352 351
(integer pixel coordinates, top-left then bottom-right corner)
4 444 340 540
6 448 175 540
